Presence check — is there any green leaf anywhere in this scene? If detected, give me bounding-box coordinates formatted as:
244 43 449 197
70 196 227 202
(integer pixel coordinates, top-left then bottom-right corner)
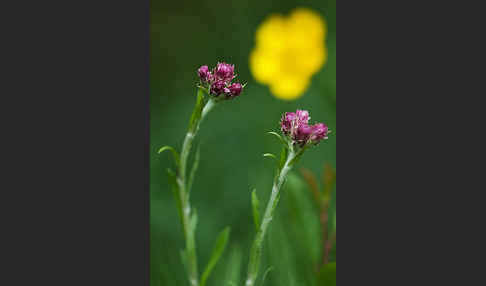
267 131 287 147
263 153 277 160
166 168 177 185
158 145 180 166
187 145 201 195
188 88 206 133
260 266 274 286
251 189 261 232
285 172 322 265
224 245 242 286
167 168 184 228
200 227 231 286
317 262 336 286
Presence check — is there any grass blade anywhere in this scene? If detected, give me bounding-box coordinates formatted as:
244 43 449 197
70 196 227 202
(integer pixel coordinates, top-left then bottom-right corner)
200 227 231 286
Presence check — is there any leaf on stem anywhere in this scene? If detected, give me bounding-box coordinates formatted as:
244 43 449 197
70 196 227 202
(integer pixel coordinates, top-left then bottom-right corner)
167 168 182 217
200 227 231 286
260 266 274 286
188 145 201 195
158 145 180 167
251 189 261 232
188 88 206 133
267 131 288 147
263 153 277 160
224 245 242 286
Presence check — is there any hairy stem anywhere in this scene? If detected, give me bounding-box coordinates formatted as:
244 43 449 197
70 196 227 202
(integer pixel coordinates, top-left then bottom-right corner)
177 97 216 286
245 147 295 286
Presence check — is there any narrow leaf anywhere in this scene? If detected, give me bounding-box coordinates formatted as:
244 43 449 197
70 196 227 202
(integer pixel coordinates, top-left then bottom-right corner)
251 189 261 232
260 266 274 286
267 131 287 146
167 168 183 227
263 153 277 160
188 88 206 133
166 168 177 185
158 145 180 166
187 145 201 195
224 245 242 286
200 227 231 286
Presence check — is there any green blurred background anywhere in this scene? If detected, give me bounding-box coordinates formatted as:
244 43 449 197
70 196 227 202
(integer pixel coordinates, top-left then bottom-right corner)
150 0 336 285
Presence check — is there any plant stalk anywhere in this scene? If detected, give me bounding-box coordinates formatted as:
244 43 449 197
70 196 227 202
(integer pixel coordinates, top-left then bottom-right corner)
177 97 216 286
245 147 295 286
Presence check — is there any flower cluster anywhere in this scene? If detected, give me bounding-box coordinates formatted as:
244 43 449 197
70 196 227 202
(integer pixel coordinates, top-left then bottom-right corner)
281 109 329 146
249 8 327 100
198 62 243 99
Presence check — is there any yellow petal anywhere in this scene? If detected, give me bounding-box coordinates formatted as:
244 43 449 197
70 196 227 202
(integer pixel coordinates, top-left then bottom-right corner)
284 8 327 76
290 44 327 76
249 48 281 84
288 7 327 41
269 75 310 100
255 14 287 53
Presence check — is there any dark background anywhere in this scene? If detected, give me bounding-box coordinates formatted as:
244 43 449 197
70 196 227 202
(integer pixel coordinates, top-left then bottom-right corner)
150 0 336 285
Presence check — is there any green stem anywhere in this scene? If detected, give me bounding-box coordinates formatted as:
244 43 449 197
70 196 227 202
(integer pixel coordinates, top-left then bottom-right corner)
177 97 216 286
245 147 295 286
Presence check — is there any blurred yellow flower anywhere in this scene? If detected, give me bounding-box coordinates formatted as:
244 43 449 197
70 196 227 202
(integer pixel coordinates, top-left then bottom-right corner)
249 8 327 100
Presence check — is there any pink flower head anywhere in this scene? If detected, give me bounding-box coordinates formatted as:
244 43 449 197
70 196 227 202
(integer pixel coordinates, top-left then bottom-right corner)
214 62 235 82
296 124 313 141
280 109 310 138
295 110 310 125
280 112 296 135
309 123 329 142
210 80 226 96
198 65 212 83
226 82 243 98
280 109 329 146
198 62 244 99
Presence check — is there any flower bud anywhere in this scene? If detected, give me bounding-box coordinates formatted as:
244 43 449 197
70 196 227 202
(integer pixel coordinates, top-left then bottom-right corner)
227 82 243 97
296 124 313 141
280 112 296 135
210 80 226 96
214 62 235 82
309 123 329 142
198 62 244 99
198 65 212 83
280 109 329 146
295 109 310 125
